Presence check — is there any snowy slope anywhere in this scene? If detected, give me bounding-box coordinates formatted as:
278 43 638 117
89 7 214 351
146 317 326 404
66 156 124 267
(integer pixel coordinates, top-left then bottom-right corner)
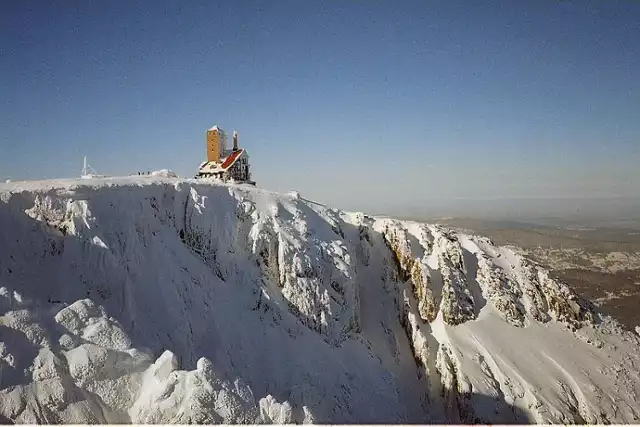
0 177 639 423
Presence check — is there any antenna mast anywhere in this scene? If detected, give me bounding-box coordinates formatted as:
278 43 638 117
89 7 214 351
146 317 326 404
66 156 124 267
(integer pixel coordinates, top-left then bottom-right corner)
81 156 98 177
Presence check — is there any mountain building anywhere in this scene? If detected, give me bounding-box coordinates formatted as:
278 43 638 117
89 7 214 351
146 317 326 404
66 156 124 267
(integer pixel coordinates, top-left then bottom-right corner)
197 125 254 184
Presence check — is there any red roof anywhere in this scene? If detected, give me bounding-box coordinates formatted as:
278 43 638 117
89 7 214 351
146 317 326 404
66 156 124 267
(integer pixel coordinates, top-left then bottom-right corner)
221 149 244 170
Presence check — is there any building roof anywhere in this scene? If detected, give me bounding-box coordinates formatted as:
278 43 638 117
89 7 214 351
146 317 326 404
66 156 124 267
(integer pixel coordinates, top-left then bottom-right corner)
208 125 220 132
199 148 245 173
221 149 244 169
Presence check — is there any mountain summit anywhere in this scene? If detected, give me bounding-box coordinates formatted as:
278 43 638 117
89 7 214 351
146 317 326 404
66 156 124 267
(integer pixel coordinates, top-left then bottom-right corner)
0 177 639 423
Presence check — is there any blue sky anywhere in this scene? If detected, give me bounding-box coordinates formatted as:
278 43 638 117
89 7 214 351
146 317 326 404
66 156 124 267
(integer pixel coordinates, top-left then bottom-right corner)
1 0 639 215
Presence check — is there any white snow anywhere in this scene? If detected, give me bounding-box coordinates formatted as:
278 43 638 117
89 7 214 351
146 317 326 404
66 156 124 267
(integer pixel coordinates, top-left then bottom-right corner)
287 190 300 200
0 176 639 423
150 169 178 178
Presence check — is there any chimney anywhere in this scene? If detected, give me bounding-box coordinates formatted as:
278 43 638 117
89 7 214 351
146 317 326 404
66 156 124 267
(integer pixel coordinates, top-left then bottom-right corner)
233 130 239 151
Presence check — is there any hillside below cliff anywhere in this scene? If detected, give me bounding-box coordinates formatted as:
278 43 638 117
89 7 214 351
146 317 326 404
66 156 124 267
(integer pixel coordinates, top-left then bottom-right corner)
0 177 639 423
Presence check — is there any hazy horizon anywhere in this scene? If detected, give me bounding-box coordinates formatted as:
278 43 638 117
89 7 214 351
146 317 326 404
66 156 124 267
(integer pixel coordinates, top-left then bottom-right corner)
383 195 640 227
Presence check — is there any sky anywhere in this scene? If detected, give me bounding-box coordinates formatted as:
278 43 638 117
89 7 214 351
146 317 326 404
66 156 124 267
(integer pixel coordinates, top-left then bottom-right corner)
1 0 639 218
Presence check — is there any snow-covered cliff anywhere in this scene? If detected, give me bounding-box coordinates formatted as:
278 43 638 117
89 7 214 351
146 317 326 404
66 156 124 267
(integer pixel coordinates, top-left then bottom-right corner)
0 177 639 423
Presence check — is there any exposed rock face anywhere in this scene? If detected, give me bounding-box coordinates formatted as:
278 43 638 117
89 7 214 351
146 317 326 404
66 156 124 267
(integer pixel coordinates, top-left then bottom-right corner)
437 251 476 326
411 262 438 323
475 255 526 327
380 221 597 332
515 258 551 323
537 270 596 328
0 178 639 424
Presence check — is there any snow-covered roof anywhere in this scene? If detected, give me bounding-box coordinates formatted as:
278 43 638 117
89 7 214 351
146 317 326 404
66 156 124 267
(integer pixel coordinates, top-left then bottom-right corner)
199 148 245 173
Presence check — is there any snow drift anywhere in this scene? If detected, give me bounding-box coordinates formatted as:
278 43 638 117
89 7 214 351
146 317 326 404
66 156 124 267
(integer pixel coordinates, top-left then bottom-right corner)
0 177 639 423
150 169 178 178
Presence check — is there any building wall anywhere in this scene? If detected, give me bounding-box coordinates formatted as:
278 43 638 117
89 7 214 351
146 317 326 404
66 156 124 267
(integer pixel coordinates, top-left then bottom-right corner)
206 129 227 162
231 152 251 181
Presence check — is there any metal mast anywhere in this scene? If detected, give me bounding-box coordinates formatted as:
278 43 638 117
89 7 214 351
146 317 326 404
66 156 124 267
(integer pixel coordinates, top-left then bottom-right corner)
81 156 98 177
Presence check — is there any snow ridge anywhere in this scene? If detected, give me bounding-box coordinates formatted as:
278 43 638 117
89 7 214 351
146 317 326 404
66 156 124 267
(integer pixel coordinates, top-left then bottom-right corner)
0 177 639 423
